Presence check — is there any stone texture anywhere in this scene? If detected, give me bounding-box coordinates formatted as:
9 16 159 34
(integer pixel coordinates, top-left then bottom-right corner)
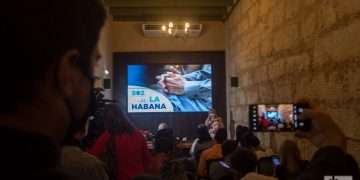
273 23 300 51
314 19 360 66
227 0 360 161
335 0 360 18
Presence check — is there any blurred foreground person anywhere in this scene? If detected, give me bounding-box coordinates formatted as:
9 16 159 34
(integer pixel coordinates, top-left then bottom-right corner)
61 119 108 180
0 0 106 179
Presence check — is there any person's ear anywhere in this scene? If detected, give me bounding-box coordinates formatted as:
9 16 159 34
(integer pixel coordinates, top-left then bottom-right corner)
57 49 80 97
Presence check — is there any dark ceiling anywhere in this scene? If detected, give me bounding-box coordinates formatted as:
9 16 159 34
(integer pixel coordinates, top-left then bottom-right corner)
105 0 239 21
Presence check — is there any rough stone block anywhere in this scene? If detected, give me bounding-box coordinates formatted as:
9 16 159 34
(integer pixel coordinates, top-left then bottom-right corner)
259 0 273 17
268 1 286 29
273 83 293 102
285 0 303 20
301 11 318 41
285 54 311 74
314 19 360 65
246 87 259 103
335 0 360 18
267 59 286 80
257 82 274 103
248 5 259 28
317 0 337 31
273 23 300 51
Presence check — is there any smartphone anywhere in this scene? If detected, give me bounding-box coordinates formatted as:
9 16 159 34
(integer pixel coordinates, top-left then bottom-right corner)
272 156 281 167
249 104 310 132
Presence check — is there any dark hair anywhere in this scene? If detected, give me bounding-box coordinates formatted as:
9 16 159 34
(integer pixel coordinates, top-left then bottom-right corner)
230 149 257 176
104 104 134 135
215 128 227 144
132 175 163 180
154 128 175 154
235 125 249 145
197 124 212 143
242 132 260 149
279 140 302 174
63 118 88 146
299 146 360 180
221 140 238 157
0 0 106 113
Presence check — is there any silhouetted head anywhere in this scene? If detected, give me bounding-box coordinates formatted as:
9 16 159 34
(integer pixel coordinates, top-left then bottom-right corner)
299 146 360 180
231 149 257 178
104 104 134 135
197 124 212 143
222 140 238 157
215 128 227 144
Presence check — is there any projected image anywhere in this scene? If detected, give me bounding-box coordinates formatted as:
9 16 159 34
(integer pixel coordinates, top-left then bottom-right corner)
128 64 212 113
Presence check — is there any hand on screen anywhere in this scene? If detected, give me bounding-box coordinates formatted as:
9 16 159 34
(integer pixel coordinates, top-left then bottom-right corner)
156 71 186 95
295 109 346 149
164 73 186 95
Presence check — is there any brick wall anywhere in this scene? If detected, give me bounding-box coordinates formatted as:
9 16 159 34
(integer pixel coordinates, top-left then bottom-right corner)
226 0 360 161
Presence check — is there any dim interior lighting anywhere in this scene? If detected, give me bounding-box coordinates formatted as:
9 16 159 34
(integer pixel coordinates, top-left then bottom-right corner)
185 22 190 28
161 25 166 31
161 21 192 36
104 69 110 75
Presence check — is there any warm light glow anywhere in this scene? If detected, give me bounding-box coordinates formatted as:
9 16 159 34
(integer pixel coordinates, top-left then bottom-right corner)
168 28 172 34
161 25 166 31
104 69 110 75
185 28 189 33
185 22 190 28
169 22 174 28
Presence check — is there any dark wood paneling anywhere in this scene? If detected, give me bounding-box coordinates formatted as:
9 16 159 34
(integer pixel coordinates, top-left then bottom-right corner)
113 52 226 139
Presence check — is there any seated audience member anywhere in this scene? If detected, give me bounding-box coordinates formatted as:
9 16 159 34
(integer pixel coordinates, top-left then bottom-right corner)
61 119 109 180
0 0 105 179
197 128 227 178
298 146 359 180
275 140 308 180
158 122 169 131
235 125 250 147
209 120 225 139
132 175 163 180
242 132 273 159
88 105 151 180
161 159 188 180
209 140 238 180
154 123 175 154
294 107 359 179
190 124 214 161
205 109 218 128
230 149 277 180
205 109 224 138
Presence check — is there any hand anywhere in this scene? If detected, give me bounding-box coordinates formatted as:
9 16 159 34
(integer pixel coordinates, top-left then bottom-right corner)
295 109 346 150
163 73 186 95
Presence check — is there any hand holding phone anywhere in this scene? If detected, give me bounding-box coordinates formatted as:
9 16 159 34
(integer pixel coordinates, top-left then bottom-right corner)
295 109 346 149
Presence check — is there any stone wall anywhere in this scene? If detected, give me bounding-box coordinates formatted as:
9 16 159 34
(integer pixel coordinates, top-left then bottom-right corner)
226 0 360 161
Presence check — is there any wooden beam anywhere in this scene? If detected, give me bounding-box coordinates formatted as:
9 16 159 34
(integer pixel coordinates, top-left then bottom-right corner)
110 7 226 17
112 15 224 21
106 0 233 8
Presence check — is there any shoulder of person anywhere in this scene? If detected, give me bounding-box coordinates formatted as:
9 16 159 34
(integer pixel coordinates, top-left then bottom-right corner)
63 146 105 167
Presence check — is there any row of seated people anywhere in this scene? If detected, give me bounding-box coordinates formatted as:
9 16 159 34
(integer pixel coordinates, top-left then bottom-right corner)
60 102 360 180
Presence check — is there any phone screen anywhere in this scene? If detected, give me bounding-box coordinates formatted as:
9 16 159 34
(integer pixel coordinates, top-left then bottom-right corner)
272 157 281 166
249 104 305 132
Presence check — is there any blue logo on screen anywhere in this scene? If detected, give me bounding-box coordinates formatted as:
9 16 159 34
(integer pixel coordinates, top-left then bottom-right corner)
132 90 144 96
